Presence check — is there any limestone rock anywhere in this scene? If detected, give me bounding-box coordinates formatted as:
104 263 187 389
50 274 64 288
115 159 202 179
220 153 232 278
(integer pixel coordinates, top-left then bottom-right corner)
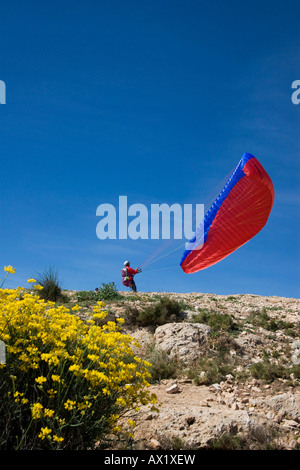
166 383 180 394
154 322 211 363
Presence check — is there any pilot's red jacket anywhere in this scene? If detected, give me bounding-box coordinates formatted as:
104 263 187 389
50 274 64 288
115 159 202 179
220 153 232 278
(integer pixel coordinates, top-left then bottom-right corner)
121 266 138 285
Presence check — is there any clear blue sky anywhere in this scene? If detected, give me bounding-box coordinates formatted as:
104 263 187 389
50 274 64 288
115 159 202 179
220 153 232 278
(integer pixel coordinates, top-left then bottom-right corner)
0 0 299 297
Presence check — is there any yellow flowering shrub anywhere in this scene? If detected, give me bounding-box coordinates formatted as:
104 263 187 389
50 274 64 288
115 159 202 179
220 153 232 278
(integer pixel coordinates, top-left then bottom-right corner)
0 267 157 449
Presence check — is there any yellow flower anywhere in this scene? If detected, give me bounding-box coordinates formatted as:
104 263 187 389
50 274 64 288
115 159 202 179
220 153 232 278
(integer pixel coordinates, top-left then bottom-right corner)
35 376 47 385
64 399 76 411
4 265 15 274
44 408 55 418
13 391 24 402
69 364 80 374
31 402 44 419
34 284 43 290
38 427 52 440
0 276 158 444
51 374 61 382
72 304 81 312
27 278 37 283
47 389 57 399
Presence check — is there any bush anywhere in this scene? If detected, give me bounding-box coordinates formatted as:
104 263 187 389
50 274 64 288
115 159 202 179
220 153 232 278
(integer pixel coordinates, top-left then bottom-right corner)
0 268 157 449
125 297 184 327
248 357 297 383
77 283 123 303
186 356 233 385
191 310 239 334
145 343 179 383
247 308 295 335
97 282 123 301
213 426 277 450
35 267 66 302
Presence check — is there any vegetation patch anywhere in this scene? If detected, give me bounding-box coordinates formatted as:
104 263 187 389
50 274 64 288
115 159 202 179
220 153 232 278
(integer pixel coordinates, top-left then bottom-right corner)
0 268 157 450
249 356 300 383
191 309 240 335
124 297 184 327
35 267 68 303
247 308 296 336
213 425 277 450
144 343 180 383
77 282 123 303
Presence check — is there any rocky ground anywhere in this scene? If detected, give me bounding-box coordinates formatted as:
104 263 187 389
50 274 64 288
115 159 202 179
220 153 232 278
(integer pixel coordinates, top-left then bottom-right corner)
69 290 300 450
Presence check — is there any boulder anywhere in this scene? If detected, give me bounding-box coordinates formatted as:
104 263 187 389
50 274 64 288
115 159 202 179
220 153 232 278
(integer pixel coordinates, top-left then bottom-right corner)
154 322 211 363
257 393 300 423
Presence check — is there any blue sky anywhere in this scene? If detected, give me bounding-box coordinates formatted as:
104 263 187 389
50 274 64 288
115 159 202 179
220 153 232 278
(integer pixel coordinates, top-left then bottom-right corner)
0 0 299 297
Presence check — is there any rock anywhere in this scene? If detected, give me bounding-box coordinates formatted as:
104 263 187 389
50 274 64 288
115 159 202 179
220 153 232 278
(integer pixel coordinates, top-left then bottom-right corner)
259 393 300 423
166 383 180 394
231 402 239 410
145 413 155 421
154 322 211 363
211 383 221 391
225 374 234 382
186 416 196 426
149 438 162 449
291 351 300 365
281 419 299 429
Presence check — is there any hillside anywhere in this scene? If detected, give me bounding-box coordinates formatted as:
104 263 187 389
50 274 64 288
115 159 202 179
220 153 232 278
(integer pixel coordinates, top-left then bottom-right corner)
66 289 300 450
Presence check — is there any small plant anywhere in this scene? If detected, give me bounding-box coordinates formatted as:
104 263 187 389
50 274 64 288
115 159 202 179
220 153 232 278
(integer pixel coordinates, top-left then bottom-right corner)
213 432 247 450
224 296 239 302
97 282 123 301
145 343 179 383
191 310 239 334
213 425 277 450
125 297 184 327
247 308 295 335
185 330 241 385
35 267 66 302
186 356 233 385
170 436 186 450
249 358 288 383
76 290 99 303
77 283 123 304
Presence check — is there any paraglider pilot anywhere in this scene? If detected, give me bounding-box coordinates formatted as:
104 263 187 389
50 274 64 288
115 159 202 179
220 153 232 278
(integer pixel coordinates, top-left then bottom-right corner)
121 261 142 292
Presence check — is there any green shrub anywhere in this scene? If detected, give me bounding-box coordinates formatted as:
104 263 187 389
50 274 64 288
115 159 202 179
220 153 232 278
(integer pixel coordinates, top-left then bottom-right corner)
213 433 247 450
97 282 123 300
145 343 179 383
247 308 295 335
249 358 289 383
125 297 184 327
77 283 123 303
35 267 67 302
191 310 239 334
186 356 233 385
213 426 277 450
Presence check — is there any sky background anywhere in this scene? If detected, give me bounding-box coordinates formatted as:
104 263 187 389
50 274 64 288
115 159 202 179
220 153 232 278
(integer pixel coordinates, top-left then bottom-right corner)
0 0 299 297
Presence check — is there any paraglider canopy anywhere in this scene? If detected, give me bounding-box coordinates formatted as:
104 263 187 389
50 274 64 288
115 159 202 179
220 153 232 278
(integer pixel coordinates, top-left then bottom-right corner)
180 153 274 273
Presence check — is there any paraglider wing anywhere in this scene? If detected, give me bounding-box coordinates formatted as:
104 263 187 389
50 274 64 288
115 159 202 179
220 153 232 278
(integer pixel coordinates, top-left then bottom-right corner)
180 153 275 273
